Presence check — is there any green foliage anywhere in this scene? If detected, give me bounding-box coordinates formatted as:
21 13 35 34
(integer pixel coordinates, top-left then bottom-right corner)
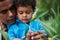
34 0 60 40
0 0 59 40
37 0 60 20
41 9 60 40
0 30 9 40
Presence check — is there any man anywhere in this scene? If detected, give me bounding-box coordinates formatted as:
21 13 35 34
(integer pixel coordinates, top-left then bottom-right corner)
0 0 16 31
0 0 16 40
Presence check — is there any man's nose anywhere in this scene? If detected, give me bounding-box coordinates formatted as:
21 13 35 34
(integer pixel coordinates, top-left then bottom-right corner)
8 10 13 16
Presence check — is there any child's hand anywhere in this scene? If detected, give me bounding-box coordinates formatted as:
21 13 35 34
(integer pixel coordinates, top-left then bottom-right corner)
30 31 47 40
26 31 47 40
13 38 21 40
26 31 32 40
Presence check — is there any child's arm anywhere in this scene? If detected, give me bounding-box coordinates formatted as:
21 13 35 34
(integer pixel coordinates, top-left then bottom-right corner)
8 26 21 40
37 20 48 36
31 20 48 40
26 19 48 40
8 28 15 40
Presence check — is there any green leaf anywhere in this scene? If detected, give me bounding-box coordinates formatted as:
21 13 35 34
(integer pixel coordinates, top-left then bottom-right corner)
0 30 9 40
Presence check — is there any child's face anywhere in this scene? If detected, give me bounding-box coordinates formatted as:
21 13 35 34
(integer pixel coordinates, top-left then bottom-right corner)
17 6 33 23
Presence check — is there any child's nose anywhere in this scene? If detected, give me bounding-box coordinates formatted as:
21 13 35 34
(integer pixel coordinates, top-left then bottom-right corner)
23 13 27 17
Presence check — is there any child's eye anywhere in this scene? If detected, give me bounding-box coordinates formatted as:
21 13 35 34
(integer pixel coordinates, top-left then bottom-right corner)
18 11 23 14
25 10 31 14
17 10 32 14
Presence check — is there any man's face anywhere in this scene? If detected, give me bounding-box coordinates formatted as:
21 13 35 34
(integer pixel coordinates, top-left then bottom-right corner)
0 7 16 25
17 6 33 23
0 0 16 25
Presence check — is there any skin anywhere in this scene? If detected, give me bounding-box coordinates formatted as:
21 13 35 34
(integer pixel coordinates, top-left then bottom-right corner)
26 31 47 40
17 6 33 24
13 6 33 40
0 0 16 25
0 10 16 25
13 38 20 40
16 6 47 40
0 0 16 31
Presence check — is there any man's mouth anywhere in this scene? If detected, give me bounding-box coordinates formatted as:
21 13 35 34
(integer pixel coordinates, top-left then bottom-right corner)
6 18 15 24
7 18 15 21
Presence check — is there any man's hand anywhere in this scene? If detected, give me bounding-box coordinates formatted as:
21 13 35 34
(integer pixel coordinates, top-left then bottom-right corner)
0 21 7 31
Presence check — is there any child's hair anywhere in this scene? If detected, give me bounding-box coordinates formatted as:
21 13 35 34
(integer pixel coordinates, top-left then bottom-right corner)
15 0 36 12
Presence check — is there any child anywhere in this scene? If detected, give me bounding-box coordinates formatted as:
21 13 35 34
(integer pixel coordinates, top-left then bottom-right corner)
8 0 47 40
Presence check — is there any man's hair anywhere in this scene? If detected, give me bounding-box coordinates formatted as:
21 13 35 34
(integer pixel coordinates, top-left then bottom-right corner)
0 0 16 12
15 0 36 11
0 0 4 2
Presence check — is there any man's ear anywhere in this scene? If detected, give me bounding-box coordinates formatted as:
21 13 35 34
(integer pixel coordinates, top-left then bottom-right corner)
0 0 13 11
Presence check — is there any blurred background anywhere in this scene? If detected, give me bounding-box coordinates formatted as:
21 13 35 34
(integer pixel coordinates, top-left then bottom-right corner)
34 0 60 40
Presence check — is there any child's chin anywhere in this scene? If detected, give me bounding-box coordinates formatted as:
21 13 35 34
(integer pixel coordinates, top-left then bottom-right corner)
23 21 28 24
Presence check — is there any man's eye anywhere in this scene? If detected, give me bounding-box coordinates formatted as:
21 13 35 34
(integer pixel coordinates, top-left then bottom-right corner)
0 10 8 14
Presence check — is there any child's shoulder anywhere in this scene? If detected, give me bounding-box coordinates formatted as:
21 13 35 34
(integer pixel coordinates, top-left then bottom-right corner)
32 19 40 23
9 23 18 29
30 19 41 25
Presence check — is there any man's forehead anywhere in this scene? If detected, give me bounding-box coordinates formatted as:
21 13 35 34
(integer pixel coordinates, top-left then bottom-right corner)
0 0 13 12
